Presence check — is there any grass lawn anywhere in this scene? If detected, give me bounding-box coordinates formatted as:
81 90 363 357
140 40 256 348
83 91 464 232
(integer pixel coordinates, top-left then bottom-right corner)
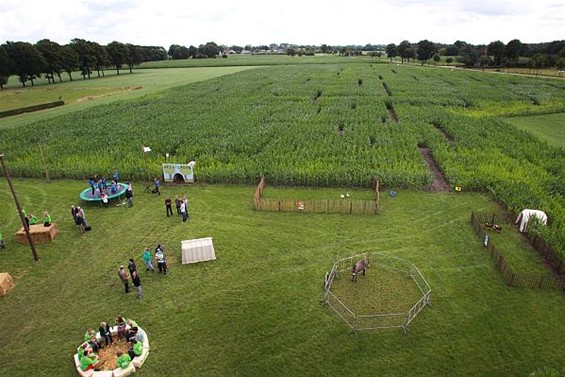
503 113 565 147
0 179 563 377
0 66 256 128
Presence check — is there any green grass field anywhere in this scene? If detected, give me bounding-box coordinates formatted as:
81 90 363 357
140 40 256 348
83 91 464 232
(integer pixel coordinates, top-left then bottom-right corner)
0 66 255 127
0 58 563 376
503 113 565 147
0 179 563 377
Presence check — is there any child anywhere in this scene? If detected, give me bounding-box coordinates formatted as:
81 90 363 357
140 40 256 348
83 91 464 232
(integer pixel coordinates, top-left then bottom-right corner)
128 339 143 360
116 351 131 369
143 247 155 271
115 315 127 340
28 213 38 225
84 328 101 352
43 211 52 227
0 231 4 249
101 192 109 208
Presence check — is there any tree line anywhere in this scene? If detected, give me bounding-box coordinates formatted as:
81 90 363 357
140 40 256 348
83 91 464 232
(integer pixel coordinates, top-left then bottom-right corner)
0 39 167 88
385 39 565 69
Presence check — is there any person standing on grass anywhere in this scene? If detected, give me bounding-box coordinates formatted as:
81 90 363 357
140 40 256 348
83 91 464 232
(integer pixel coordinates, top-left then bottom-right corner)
125 181 133 207
183 196 190 219
180 200 187 222
155 245 167 275
165 197 173 217
175 196 181 215
113 169 119 184
118 266 129 293
128 258 137 276
154 177 161 196
132 270 143 299
70 205 78 222
143 247 155 271
0 231 4 249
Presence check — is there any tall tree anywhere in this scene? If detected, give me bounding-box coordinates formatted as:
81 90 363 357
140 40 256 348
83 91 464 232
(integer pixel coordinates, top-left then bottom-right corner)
106 41 128 75
168 44 190 59
4 41 46 87
0 45 14 89
36 39 65 83
504 39 522 65
70 38 96 79
386 43 398 61
197 42 220 58
397 40 412 63
125 44 142 73
487 40 505 66
458 44 478 67
91 41 111 77
417 40 436 65
61 45 79 81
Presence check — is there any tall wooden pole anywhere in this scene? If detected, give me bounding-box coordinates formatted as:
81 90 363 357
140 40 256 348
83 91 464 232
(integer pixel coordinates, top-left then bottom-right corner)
0 153 40 261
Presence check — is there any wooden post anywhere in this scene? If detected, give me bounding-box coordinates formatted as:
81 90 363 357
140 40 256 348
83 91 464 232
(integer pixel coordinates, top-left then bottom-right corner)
0 153 39 262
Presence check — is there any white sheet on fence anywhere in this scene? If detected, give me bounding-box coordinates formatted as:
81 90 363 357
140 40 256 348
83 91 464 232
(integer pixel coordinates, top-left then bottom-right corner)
181 237 216 264
515 209 548 232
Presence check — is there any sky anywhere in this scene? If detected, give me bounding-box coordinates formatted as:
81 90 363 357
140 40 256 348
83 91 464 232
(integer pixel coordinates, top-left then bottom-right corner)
0 0 563 48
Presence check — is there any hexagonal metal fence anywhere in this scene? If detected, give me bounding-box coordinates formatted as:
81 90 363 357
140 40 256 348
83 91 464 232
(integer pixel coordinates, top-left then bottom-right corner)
323 252 431 333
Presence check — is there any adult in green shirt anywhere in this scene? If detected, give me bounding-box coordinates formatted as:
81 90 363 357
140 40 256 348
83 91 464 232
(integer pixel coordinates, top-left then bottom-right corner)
116 351 132 369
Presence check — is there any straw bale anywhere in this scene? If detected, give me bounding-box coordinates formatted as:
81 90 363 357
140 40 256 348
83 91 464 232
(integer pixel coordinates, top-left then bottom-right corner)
0 273 13 296
15 223 58 244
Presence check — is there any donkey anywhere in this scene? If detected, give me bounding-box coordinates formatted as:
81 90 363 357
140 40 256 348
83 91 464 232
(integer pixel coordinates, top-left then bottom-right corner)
351 258 368 282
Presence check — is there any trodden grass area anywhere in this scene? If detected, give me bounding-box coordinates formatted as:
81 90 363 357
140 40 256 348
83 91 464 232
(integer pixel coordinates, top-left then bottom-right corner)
0 180 563 377
503 113 565 147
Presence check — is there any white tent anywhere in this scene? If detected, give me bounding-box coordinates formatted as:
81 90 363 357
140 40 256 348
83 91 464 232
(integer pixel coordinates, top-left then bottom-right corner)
181 237 216 264
515 209 548 232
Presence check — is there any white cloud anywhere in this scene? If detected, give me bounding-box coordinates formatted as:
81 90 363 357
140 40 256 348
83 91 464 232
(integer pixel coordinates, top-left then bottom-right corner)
0 0 563 47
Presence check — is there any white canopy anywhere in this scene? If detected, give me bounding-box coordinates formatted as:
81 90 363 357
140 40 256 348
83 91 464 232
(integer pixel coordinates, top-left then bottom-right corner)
515 209 548 232
181 237 216 264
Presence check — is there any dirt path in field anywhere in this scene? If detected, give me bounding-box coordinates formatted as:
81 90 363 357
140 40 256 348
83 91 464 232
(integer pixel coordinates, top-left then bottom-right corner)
419 147 451 192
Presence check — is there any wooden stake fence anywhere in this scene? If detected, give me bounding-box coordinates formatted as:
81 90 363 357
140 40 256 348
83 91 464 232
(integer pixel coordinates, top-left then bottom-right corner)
253 176 381 215
470 212 563 291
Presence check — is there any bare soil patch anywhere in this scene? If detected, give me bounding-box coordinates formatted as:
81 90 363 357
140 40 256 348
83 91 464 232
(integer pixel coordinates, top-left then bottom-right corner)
419 147 451 192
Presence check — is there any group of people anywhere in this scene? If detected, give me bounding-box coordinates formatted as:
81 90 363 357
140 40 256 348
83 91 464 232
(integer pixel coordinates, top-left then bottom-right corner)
89 171 120 198
70 205 88 234
21 208 51 229
77 316 144 372
118 244 169 298
165 196 190 222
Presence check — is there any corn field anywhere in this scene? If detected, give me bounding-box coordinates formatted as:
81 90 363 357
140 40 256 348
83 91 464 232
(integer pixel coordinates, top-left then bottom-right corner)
0 62 563 254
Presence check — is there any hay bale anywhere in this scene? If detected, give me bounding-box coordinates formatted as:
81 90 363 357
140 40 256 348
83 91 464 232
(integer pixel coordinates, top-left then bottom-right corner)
0 273 13 296
15 223 58 244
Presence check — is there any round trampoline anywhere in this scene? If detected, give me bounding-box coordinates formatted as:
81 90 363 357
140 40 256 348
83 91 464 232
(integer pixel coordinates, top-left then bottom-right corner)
80 182 128 202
